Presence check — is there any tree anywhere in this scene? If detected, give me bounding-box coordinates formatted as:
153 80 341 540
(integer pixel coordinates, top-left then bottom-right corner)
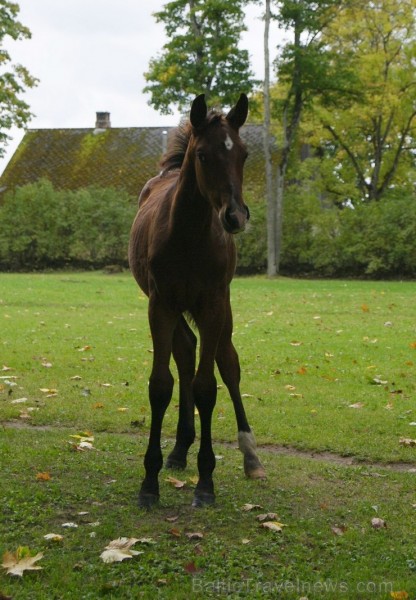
0 1 38 158
143 0 255 114
316 0 416 204
265 0 359 275
262 0 277 276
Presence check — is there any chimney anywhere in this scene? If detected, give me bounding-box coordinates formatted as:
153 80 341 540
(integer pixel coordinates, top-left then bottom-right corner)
95 112 111 129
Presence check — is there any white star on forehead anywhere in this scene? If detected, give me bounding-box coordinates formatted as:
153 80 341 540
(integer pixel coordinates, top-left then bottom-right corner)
224 134 234 150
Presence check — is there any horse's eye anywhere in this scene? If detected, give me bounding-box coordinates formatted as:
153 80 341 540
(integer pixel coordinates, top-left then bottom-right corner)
197 151 206 163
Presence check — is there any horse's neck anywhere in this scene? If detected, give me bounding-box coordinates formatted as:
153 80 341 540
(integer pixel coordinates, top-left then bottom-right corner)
170 163 213 235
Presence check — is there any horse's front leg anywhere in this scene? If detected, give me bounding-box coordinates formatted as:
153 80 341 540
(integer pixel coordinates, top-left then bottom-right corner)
139 298 177 509
192 366 218 507
191 299 225 508
166 317 197 470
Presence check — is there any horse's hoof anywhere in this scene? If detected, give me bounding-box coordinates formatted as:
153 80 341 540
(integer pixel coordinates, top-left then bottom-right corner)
138 492 159 509
246 466 267 480
165 455 187 470
192 491 215 508
244 455 267 480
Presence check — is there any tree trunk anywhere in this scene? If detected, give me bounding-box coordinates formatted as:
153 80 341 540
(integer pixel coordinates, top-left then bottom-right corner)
275 163 285 271
262 0 277 276
274 18 303 273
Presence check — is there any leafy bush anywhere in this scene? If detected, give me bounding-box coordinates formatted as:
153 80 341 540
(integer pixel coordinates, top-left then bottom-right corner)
0 180 136 270
66 186 136 266
0 180 71 269
280 186 416 278
235 193 267 273
1 178 415 277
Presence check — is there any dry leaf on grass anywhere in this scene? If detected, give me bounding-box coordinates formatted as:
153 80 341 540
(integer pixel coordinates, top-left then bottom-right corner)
165 476 186 489
68 433 95 451
256 513 278 522
185 532 204 541
261 521 286 533
331 525 347 536
10 397 28 404
100 538 143 563
184 561 200 574
165 515 179 523
137 537 156 545
1 547 43 577
371 517 387 529
399 437 416 447
241 503 263 512
168 528 181 538
36 472 52 481
39 388 58 397
43 533 63 542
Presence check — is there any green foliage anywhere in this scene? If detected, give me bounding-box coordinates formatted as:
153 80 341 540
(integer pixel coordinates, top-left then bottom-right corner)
144 0 255 114
0 180 71 269
280 181 416 278
66 186 135 266
313 0 416 202
0 1 38 157
1 177 415 278
275 0 361 110
0 180 136 270
235 194 267 273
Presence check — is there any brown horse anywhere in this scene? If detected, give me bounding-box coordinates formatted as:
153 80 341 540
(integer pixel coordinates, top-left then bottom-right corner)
129 93 265 508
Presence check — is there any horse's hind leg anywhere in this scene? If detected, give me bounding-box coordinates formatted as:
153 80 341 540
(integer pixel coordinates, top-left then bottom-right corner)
215 296 266 480
166 317 196 470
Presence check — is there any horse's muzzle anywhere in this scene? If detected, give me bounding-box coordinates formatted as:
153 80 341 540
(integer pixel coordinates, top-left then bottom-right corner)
221 204 250 234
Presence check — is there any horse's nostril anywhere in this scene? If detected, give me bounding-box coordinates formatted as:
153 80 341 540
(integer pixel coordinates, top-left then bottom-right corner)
222 205 248 233
245 205 250 221
224 207 233 226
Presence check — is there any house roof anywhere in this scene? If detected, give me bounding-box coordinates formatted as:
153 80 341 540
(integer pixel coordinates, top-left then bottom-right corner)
0 122 266 201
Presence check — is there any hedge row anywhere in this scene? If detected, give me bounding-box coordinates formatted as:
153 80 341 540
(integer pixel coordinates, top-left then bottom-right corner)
236 188 416 278
0 180 136 270
1 179 415 277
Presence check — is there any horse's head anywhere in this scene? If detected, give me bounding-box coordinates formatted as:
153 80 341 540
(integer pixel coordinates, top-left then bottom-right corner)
189 93 250 234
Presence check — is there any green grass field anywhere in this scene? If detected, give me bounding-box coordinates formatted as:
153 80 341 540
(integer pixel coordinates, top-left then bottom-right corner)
1 273 415 599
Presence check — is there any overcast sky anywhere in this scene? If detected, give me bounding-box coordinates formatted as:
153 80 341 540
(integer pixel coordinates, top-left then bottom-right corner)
1 0 282 175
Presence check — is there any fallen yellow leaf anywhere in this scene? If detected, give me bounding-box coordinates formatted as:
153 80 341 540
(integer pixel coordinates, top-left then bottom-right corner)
39 388 58 396
43 533 63 542
1 547 43 577
36 472 52 481
100 538 143 563
261 521 286 533
165 476 186 489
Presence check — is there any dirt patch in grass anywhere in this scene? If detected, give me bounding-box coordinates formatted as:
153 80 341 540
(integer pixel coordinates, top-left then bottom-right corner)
3 420 415 473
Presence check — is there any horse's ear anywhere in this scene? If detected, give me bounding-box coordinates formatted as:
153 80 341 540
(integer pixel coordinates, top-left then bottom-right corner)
226 93 248 131
190 94 208 129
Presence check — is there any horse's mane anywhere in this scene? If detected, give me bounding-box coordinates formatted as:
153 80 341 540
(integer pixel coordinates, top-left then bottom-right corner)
160 110 223 173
